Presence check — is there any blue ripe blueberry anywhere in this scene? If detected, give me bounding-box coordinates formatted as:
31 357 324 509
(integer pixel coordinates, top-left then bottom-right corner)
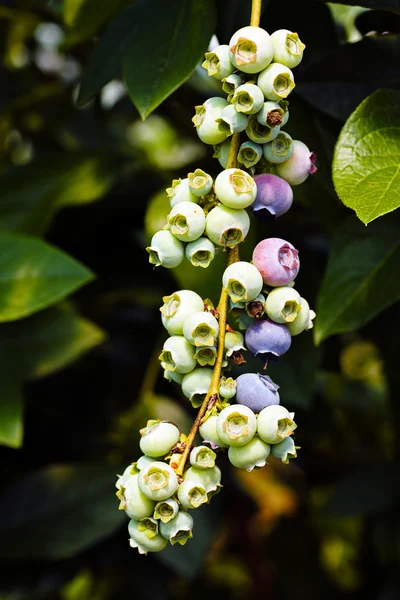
202 44 234 80
265 286 302 324
276 140 317 185
271 435 298 463
217 105 249 135
181 367 213 407
160 289 204 336
256 101 285 128
167 202 206 242
199 415 229 449
235 373 280 413
129 519 168 554
215 168 257 209
192 97 229 145
205 204 250 248
252 237 300 286
159 511 194 545
139 420 180 457
246 115 280 144
222 261 263 303
287 297 316 336
228 436 271 471
257 63 295 102
229 26 273 74
159 335 196 374
146 230 184 269
232 83 264 114
216 404 257 447
252 174 293 220
263 131 294 164
237 141 263 169
185 237 216 269
167 178 199 207
245 319 292 363
188 169 213 197
270 29 305 69
257 405 297 444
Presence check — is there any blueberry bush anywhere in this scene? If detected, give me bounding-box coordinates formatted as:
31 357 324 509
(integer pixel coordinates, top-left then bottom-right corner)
0 0 400 597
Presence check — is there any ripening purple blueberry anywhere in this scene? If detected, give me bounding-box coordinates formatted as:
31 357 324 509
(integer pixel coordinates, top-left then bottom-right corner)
245 319 291 364
252 174 293 220
235 373 280 413
252 237 300 286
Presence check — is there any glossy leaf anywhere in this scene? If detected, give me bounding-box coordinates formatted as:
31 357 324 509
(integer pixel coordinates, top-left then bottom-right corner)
322 0 400 13
0 373 23 449
64 0 130 46
314 216 400 344
333 89 400 224
0 234 94 322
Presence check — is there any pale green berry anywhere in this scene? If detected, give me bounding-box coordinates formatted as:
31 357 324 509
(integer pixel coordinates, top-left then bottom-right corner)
138 517 159 539
160 289 204 335
177 479 208 509
265 286 302 324
287 297 316 336
139 419 180 458
199 415 229 449
246 293 267 318
237 141 263 169
154 497 179 523
183 465 222 495
222 73 243 96
205 204 250 248
136 455 157 471
219 376 236 400
224 330 245 356
163 369 184 384
229 26 273 74
222 261 263 303
159 511 193 545
271 435 298 463
216 404 257 447
159 335 196 374
146 230 184 269
202 44 234 80
181 367 213 408
167 202 206 242
116 473 156 521
257 63 295 102
138 461 179 501
188 169 213 197
256 101 285 128
282 106 289 126
190 445 216 469
215 168 256 210
183 311 219 347
217 104 249 135
192 97 229 145
228 436 271 471
194 345 217 367
270 29 305 69
263 131 294 164
115 464 136 490
213 138 231 169
129 519 168 554
232 83 264 114
257 405 297 444
246 115 280 144
166 178 199 207
185 237 215 269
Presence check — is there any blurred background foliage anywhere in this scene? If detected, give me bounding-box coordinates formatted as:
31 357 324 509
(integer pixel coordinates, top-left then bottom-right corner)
0 0 400 598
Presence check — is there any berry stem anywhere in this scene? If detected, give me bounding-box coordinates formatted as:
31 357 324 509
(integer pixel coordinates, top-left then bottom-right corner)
250 0 262 27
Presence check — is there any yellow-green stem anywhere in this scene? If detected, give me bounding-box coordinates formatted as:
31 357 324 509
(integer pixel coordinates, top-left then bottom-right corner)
250 0 262 27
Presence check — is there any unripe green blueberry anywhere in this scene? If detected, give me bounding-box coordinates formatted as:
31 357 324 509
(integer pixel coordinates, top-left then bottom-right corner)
167 178 199 207
188 169 213 197
139 419 180 458
270 29 305 69
224 330 245 356
229 26 273 74
271 435 298 463
237 141 263 168
275 140 317 185
190 445 216 469
287 297 316 336
185 237 216 269
263 131 294 164
206 205 250 248
183 311 219 347
246 115 280 143
265 286 302 324
199 415 229 449
219 376 237 400
194 345 217 367
153 497 179 523
213 138 231 169
183 465 222 495
256 101 285 128
246 293 267 318
138 461 179 501
129 519 168 554
146 230 184 269
232 83 264 114
177 479 208 508
222 261 263 303
159 336 196 374
202 44 234 80
116 472 156 521
167 202 206 242
228 436 271 471
138 516 159 539
192 97 229 145
222 73 243 96
159 511 193 545
215 168 257 210
160 290 204 336
163 369 184 384
257 63 295 102
257 405 297 444
116 464 136 490
181 367 213 408
136 455 157 471
216 404 257 447
217 104 249 135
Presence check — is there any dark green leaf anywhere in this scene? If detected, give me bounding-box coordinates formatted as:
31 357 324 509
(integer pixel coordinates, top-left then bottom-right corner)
0 233 94 322
333 89 400 224
321 0 400 14
0 372 23 449
0 464 126 558
314 216 400 344
64 0 130 46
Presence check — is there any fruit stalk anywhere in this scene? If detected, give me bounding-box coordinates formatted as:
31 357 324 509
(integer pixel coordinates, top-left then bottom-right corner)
250 0 262 27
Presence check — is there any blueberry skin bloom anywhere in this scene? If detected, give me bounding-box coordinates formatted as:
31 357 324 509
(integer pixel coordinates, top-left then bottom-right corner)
245 319 291 360
236 373 280 413
252 174 293 219
252 237 299 286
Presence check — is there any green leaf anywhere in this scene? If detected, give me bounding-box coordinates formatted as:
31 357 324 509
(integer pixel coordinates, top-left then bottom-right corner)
63 0 130 46
0 372 23 449
322 0 400 14
0 233 94 322
314 216 400 344
0 464 126 558
123 0 216 119
332 89 400 224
